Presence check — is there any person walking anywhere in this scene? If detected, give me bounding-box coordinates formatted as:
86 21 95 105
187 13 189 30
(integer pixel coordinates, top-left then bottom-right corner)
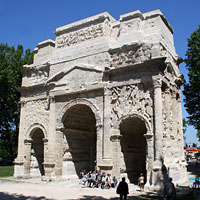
116 177 129 200
193 176 200 200
164 178 176 200
138 173 145 192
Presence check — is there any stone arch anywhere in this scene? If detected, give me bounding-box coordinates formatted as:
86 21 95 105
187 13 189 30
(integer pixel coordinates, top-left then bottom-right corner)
57 98 102 129
26 123 48 140
24 123 47 177
115 113 152 135
116 113 153 184
59 98 102 178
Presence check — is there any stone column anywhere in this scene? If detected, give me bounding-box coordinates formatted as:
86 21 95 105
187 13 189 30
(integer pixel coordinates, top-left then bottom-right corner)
110 129 122 179
54 128 64 179
177 91 185 160
144 134 154 188
14 101 26 177
171 91 178 162
171 91 178 137
164 89 171 134
103 86 112 159
177 90 188 184
153 79 163 166
163 89 171 166
96 124 103 169
43 96 56 180
42 138 49 180
151 78 163 190
23 139 32 178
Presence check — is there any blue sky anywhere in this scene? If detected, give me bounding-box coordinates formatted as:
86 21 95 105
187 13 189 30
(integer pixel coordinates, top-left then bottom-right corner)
0 0 199 145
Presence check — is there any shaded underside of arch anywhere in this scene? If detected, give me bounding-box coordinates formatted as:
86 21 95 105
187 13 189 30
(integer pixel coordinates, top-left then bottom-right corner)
120 117 147 184
62 104 97 176
30 128 45 176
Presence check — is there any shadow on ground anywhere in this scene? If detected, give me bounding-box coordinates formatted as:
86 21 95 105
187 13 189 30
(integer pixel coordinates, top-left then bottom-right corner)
73 194 162 200
0 193 163 200
0 192 55 200
0 191 194 200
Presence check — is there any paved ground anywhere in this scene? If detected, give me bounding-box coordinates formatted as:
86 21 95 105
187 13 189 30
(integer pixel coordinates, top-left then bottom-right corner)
0 178 152 200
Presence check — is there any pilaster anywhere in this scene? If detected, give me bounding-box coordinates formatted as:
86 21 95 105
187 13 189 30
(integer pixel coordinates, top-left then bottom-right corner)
15 101 26 163
103 86 112 159
151 78 163 190
110 129 122 179
23 139 32 178
54 129 64 178
43 96 56 179
153 78 163 165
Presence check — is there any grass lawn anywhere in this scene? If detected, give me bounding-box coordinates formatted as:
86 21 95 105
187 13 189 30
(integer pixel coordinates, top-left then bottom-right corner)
0 166 14 177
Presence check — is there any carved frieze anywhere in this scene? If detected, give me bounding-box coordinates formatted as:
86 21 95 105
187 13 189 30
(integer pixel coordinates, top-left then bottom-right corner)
56 24 104 48
109 43 152 68
110 83 153 127
25 99 49 135
23 63 49 86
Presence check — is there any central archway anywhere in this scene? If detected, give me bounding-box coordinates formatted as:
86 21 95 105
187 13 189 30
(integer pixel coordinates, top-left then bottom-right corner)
120 117 147 184
62 104 96 177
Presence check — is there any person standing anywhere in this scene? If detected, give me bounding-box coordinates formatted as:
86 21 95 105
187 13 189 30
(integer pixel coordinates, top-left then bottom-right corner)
193 176 200 200
116 177 129 200
138 173 145 192
164 178 176 200
91 171 96 188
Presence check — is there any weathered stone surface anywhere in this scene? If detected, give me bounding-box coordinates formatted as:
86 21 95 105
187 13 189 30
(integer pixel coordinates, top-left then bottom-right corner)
14 9 187 190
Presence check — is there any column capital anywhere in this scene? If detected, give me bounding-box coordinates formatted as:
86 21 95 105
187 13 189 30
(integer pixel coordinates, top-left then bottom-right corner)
171 90 177 99
24 139 33 144
19 100 27 108
110 128 122 142
144 134 153 141
153 78 162 89
110 134 122 142
104 86 111 96
165 88 170 94
50 95 55 103
96 124 103 131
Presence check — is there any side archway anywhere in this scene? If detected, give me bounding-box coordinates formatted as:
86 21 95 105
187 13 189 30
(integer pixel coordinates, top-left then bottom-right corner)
115 113 153 184
24 124 47 177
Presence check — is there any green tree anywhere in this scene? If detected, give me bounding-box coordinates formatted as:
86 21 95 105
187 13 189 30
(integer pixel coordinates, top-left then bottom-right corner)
183 118 188 134
197 131 200 142
0 43 33 161
182 118 188 146
192 143 197 147
183 25 200 141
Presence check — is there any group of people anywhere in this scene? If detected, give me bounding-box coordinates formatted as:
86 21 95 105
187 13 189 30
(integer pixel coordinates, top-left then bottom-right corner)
79 170 200 200
79 170 118 189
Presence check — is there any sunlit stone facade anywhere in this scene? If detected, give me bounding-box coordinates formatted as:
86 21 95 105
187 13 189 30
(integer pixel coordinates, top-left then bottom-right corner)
14 10 187 190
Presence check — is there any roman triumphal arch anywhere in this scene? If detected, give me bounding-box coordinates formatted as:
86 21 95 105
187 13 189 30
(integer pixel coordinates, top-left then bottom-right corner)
14 9 188 190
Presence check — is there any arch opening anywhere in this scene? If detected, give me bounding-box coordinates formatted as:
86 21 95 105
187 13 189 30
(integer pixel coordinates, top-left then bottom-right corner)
119 117 147 184
62 104 96 177
30 128 45 177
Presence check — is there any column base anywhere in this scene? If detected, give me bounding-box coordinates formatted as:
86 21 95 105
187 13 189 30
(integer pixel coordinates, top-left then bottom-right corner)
13 158 24 178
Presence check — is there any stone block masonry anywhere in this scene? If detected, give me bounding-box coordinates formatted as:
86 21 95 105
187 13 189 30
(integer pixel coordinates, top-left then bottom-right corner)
14 9 187 190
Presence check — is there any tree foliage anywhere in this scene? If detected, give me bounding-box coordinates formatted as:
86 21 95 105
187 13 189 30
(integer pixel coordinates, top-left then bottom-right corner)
0 43 33 161
182 118 188 135
183 26 200 140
